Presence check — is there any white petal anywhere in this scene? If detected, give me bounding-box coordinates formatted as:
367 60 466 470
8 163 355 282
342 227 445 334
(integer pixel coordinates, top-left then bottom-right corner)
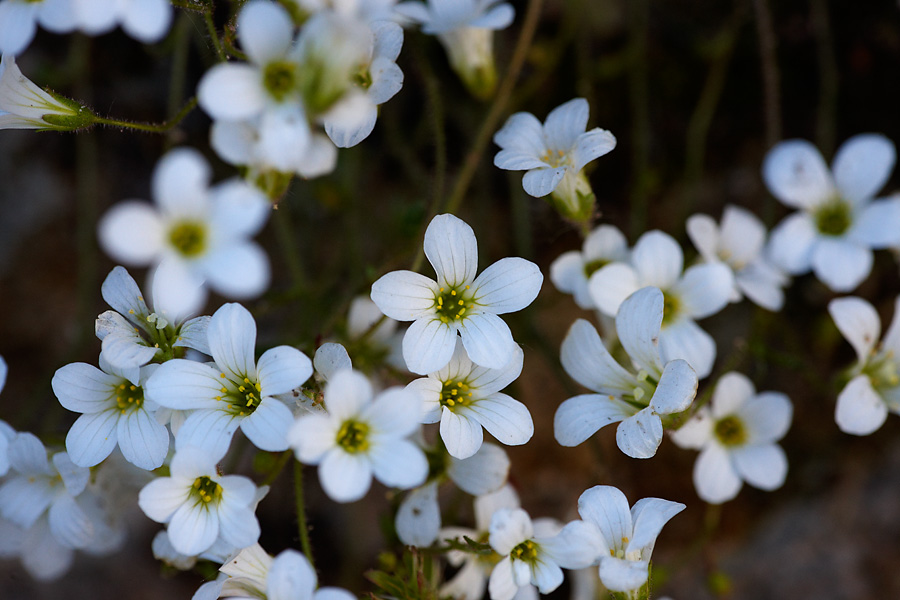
882 296 900 358
441 409 484 459
238 0 294 64
48 495 93 549
319 449 372 503
0 3 37 56
288 414 337 463
209 179 270 238
811 238 873 292
269 549 316 600
257 346 312 396
371 270 439 320
168 502 219 556
554 394 633 447
100 266 150 325
631 231 683 289
369 438 428 490
65 411 119 468
98 200 164 266
117 408 169 470
368 55 404 105
835 374 888 435
175 410 241 457
693 444 742 503
720 205 767 265
766 213 816 275
241 398 294 451
561 316 635 398
587 263 640 317
489 508 533 555
740 391 792 444
459 313 516 370
762 139 833 209
467 345 523 397
658 318 716 380
325 102 377 148
53 453 89 496
148 260 208 325
216 497 260 550
101 333 160 373
403 317 458 375
198 63 266 120
494 149 547 171
832 133 896 203
541 520 603 569
138 477 190 523
174 316 211 355
472 258 543 314
8 433 51 475
710 371 755 417
598 557 650 593
208 303 257 380
152 148 211 216
731 443 788 491
145 359 221 410
488 556 519 600
424 214 478 287
828 296 880 364
448 442 510 495
627 497 685 555
530 559 564 594
616 287 664 376
470 3 514 29
323 369 372 420
735 261 786 311
649 359 697 415
121 0 172 43
686 213 720 262
395 482 440 546
549 251 591 307
494 112 545 156
573 128 616 170
258 102 312 172
615 408 663 459
543 98 589 151
364 387 423 438
314 343 352 381
673 263 734 320
521 167 566 197
204 242 271 299
849 196 900 248
210 119 257 166
466 393 533 448
576 485 631 555
52 363 117 414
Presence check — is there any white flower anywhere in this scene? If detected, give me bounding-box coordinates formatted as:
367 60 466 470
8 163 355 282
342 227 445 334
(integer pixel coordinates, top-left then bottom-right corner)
287 369 427 502
407 340 532 459
0 0 77 56
588 230 734 378
763 134 900 292
0 433 94 551
487 507 599 600
671 372 792 503
828 296 900 435
395 442 510 546
98 148 271 311
493 98 616 223
138 445 261 556
554 287 698 459
95 266 210 381
371 213 542 374
549 224 629 310
576 485 684 594
72 0 171 43
687 205 788 311
52 360 169 470
323 19 404 148
146 303 313 456
396 0 513 99
0 54 93 131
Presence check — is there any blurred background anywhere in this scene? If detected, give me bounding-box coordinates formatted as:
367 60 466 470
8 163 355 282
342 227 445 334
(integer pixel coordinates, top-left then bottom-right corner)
1 0 900 598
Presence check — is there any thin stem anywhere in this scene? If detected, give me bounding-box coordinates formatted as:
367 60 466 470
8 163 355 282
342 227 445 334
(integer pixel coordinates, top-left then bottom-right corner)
204 8 227 62
294 461 315 568
93 97 198 133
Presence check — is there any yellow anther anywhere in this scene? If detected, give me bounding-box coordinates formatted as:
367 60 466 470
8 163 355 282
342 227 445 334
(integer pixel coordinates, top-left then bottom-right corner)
243 378 250 383
255 383 261 392
447 399 455 406
451 290 457 295
119 384 126 389
220 373 226 378
458 300 464 305
465 285 470 289
246 399 253 407
130 385 136 391
238 385 246 392
220 387 228 393
128 309 135 314
451 389 458 395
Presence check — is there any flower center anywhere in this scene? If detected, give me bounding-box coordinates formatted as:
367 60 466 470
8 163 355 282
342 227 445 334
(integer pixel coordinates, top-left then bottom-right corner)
263 61 299 102
336 419 369 453
114 382 144 413
439 379 474 409
353 65 373 89
191 476 223 505
714 415 747 446
662 290 680 325
510 539 539 563
814 197 852 236
217 376 263 417
583 258 608 279
434 286 475 324
168 221 207 258
540 148 569 168
863 351 900 391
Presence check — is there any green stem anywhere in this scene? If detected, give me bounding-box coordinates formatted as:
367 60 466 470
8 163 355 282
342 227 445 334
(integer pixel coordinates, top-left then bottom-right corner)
204 8 227 62
294 461 315 568
93 97 198 133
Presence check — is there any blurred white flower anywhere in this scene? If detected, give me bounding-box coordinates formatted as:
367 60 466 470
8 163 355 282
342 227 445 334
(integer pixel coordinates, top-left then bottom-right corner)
73 0 171 43
0 0 77 56
671 372 792 503
763 134 900 292
550 224 629 310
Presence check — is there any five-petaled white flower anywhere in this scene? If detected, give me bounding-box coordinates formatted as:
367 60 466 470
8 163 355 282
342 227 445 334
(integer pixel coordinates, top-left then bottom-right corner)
138 445 261 556
407 340 532 459
493 98 616 224
487 507 599 600
287 369 427 503
371 213 542 375
588 229 734 378
671 372 792 503
549 224 629 310
687 205 788 312
828 296 900 435
575 485 684 595
98 147 272 316
763 134 900 292
555 287 698 459
0 54 93 131
146 303 313 457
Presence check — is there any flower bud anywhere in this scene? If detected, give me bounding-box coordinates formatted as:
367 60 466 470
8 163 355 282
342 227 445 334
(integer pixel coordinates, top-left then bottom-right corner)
0 55 95 131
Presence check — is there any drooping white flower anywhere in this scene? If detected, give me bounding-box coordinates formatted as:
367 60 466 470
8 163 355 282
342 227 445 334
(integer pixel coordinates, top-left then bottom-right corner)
396 0 513 99
549 224 629 310
94 266 210 382
671 372 792 503
98 148 272 312
687 205 788 311
396 442 510 546
290 0 399 22
287 369 427 502
52 360 169 470
763 134 900 292
407 340 532 459
828 296 900 435
146 303 313 456
554 287 698 459
493 98 616 224
0 54 94 131
371 213 542 375
575 485 684 595
138 445 261 556
588 229 734 378
487 507 599 600
72 0 172 43
0 0 77 56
